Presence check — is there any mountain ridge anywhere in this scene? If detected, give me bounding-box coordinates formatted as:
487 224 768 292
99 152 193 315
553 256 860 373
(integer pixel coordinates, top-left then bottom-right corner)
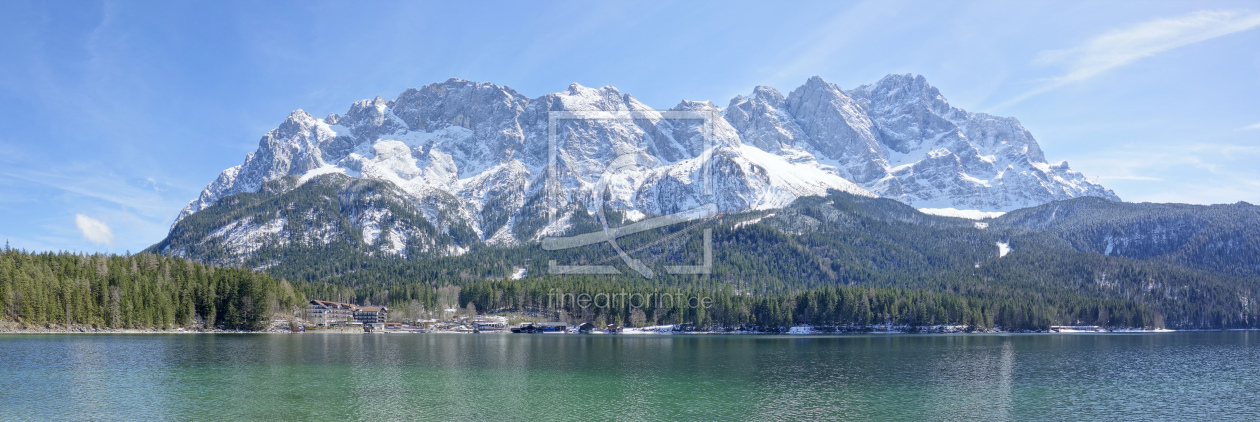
166 74 1118 260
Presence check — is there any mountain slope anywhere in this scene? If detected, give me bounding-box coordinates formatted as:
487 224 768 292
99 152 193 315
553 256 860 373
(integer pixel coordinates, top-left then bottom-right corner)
726 74 1117 210
163 75 1115 261
185 189 1258 330
992 197 1260 276
153 174 484 266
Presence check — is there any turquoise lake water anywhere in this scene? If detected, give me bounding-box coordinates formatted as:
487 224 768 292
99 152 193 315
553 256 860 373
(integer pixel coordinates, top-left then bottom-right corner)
2 332 1258 420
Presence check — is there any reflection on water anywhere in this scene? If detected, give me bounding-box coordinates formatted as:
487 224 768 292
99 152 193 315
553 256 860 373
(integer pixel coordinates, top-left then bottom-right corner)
1 332 1258 420
998 339 1015 419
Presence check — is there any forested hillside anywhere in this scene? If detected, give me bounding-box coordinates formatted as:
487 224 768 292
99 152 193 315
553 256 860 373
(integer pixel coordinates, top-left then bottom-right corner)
0 246 302 330
453 278 1161 332
2 182 1229 332
148 174 480 267
993 197 1260 276
197 191 1260 331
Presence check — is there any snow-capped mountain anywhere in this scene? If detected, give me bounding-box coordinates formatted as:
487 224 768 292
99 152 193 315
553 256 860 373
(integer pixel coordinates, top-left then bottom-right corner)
725 74 1118 210
165 75 1116 263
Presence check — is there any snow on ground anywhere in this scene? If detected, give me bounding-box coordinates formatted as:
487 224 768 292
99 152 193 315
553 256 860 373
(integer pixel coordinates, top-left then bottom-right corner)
621 209 646 222
299 165 352 184
918 207 1006 220
997 241 1011 258
788 325 816 334
621 325 677 334
734 213 774 229
360 217 382 245
385 231 407 256
739 144 875 199
207 216 287 257
485 224 521 247
445 244 469 256
538 214 574 238
511 267 527 280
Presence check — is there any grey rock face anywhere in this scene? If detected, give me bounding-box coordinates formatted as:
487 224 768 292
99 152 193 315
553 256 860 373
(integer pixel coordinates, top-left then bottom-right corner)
172 74 1115 260
729 73 1117 210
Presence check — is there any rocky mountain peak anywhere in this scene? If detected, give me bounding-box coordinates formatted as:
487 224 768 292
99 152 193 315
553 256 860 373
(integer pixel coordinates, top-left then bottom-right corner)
801 75 837 90
672 99 718 111
855 73 950 115
752 85 784 99
279 109 318 130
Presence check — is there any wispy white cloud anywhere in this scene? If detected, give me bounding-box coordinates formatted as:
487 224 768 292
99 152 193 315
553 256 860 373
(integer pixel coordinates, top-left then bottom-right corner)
0 169 183 221
1075 143 1235 179
1099 175 1164 182
144 177 169 192
769 0 905 86
0 167 194 251
1071 141 1260 204
1184 143 1260 155
75 214 114 245
996 10 1260 109
1242 122 1260 130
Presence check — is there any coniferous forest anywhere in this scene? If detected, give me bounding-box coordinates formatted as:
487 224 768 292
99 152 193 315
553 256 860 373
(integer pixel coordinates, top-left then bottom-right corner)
0 245 1163 332
6 190 1259 332
0 246 301 331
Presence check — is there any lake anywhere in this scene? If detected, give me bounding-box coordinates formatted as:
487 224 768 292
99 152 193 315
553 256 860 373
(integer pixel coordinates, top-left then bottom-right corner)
2 332 1258 420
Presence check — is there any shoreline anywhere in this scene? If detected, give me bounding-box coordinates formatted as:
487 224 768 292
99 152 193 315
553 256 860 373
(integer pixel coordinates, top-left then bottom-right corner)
2 328 1230 335
6 321 1252 336
0 327 261 335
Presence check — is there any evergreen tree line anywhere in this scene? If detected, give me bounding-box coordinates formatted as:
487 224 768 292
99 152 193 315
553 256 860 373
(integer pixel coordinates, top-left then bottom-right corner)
0 245 1182 331
453 277 1160 331
994 196 1260 277
131 186 1260 331
0 247 302 330
255 195 1257 330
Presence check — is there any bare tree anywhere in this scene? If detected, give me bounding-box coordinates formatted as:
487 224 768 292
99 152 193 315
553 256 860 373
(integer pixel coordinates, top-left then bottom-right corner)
630 308 647 327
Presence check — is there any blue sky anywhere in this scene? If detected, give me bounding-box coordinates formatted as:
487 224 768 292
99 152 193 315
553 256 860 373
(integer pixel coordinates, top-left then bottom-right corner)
1 0 1257 254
